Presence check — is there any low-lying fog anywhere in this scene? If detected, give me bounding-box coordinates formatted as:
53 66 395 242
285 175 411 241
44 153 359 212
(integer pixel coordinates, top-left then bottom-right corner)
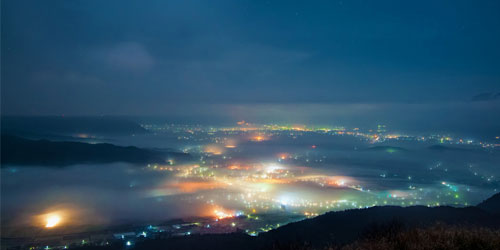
2 132 499 236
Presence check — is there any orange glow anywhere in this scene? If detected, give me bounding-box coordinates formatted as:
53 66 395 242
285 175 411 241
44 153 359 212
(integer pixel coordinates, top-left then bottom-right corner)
36 210 68 228
278 153 290 160
227 165 251 170
327 179 346 187
32 205 102 228
203 144 225 155
213 207 234 220
45 214 61 228
224 138 238 148
250 134 269 142
385 134 400 139
291 126 306 131
325 176 356 187
167 181 226 193
259 178 291 184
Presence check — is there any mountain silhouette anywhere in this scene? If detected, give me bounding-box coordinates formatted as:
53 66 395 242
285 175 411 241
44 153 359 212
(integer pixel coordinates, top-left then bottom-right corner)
1 135 189 166
477 192 500 214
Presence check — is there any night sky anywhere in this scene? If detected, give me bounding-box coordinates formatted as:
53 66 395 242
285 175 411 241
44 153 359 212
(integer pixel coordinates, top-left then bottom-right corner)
2 1 500 240
2 0 500 133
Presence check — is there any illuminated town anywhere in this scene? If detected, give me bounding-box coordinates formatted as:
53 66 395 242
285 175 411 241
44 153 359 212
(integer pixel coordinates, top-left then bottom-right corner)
2 121 499 249
2 1 500 249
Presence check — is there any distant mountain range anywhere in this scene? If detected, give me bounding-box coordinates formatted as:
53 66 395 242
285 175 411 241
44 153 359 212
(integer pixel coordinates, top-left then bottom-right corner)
0 135 189 166
1 116 147 137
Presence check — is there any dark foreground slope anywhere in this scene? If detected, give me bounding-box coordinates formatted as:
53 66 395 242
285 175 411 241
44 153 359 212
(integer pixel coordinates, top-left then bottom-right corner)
477 192 500 214
128 193 500 250
342 224 500 250
259 206 498 247
1 135 189 166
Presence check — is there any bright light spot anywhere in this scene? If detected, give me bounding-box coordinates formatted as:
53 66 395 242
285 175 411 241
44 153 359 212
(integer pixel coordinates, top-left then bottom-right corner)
278 195 294 206
126 241 131 246
214 209 234 220
250 134 269 142
266 164 283 173
45 215 61 228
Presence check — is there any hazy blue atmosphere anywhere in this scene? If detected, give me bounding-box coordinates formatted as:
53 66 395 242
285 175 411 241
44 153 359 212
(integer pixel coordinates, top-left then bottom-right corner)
2 1 500 112
1 1 500 250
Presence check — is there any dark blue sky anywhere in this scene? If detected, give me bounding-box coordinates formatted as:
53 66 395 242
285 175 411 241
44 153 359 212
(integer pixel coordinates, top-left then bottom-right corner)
1 0 500 125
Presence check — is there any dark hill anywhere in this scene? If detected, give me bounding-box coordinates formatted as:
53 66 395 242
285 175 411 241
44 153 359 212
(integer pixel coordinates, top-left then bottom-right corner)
478 193 500 214
0 135 189 166
126 194 500 250
259 206 498 247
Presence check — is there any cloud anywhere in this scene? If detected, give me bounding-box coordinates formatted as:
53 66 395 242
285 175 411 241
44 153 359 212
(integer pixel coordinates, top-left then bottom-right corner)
94 42 154 72
32 71 106 87
163 43 312 93
471 92 500 102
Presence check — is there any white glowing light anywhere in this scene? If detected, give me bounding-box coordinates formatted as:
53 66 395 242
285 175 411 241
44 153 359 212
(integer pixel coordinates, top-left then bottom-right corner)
265 164 283 173
45 215 61 228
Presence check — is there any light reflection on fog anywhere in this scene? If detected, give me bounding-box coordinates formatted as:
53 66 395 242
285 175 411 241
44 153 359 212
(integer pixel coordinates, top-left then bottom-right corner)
2 132 499 233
